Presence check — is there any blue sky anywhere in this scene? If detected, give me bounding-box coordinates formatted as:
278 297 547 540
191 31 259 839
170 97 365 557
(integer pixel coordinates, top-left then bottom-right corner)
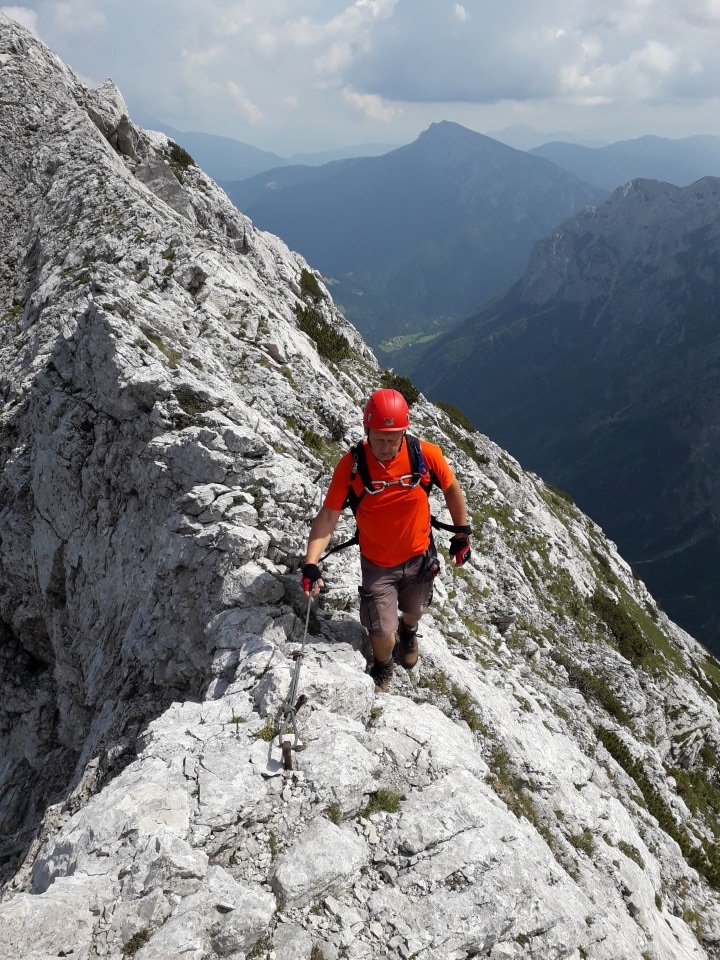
5 0 720 155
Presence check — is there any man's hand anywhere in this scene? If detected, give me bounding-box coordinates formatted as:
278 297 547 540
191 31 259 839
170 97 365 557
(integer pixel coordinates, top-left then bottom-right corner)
302 563 323 596
449 535 471 566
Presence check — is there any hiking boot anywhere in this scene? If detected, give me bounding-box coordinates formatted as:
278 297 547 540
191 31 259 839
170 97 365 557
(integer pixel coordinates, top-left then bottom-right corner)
370 657 395 694
395 618 419 669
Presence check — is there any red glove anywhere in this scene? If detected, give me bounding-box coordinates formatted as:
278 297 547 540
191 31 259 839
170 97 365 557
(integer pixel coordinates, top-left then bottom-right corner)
302 563 322 595
449 535 471 566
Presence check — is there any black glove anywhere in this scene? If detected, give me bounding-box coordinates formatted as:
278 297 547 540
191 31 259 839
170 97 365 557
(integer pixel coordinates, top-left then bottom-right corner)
302 563 322 595
449 535 471 566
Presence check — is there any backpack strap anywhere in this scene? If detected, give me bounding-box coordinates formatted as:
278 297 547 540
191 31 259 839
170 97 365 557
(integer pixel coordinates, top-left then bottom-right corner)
406 434 436 492
319 529 359 560
319 441 366 561
431 517 472 534
342 440 371 516
346 434 432 507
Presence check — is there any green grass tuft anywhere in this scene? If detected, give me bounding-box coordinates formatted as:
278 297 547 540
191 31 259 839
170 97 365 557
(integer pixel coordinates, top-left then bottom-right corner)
379 369 420 405
597 726 720 890
361 788 402 816
123 930 151 956
295 305 352 363
174 386 214 416
590 588 652 665
299 268 325 301
434 399 476 432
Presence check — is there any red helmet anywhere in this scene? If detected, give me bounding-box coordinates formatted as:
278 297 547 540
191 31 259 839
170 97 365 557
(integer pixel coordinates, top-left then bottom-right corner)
363 389 410 431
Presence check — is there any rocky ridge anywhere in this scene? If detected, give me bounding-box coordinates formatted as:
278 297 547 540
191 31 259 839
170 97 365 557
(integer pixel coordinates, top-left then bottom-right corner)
2 14 720 960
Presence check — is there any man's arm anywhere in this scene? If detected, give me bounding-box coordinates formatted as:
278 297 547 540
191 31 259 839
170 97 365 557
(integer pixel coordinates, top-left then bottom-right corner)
441 478 471 566
442 478 469 529
305 505 342 564
302 505 342 595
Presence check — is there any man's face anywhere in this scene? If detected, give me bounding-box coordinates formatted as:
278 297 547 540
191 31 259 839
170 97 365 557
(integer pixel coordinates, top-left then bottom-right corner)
367 428 405 462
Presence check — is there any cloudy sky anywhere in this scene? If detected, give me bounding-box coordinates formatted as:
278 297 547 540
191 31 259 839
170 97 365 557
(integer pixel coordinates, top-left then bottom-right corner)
5 0 720 156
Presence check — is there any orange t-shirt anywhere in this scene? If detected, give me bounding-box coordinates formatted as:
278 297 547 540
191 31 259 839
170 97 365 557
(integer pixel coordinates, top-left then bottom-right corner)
324 437 455 567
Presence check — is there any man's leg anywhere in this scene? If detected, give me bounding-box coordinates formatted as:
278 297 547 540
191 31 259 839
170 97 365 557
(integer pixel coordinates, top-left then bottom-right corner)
367 633 396 692
369 630 396 664
396 555 432 668
399 614 420 629
395 615 420 668
358 557 403 692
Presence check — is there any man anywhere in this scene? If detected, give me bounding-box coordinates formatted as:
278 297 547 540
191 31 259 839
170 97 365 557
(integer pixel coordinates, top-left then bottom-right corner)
301 388 471 693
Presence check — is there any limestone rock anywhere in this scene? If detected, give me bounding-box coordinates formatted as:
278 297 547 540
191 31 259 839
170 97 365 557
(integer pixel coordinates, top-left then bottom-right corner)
270 818 370 908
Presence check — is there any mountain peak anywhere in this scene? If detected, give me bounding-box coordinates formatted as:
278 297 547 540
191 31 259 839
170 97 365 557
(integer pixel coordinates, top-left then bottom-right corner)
421 119 476 136
415 118 507 149
225 120 605 351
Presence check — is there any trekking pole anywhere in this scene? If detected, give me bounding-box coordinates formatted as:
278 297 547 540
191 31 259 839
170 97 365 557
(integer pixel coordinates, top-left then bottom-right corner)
275 596 312 771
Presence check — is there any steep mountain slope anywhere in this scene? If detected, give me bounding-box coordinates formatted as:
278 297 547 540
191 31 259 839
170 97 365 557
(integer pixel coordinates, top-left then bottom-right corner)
223 122 607 352
140 122 289 180
530 135 720 190
4 15 720 960
413 178 720 652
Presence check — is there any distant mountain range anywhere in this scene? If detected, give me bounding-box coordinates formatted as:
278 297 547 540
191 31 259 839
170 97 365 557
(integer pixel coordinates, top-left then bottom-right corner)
487 123 607 151
138 121 397 181
412 177 720 649
142 124 720 358
146 120 720 195
530 135 720 190
221 121 606 351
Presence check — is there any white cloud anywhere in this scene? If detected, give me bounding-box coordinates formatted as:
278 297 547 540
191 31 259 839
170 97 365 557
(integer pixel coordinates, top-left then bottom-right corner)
638 38 677 74
315 42 356 84
1 5 39 34
182 45 225 69
254 29 279 57
561 39 679 103
214 10 253 36
342 87 398 122
342 0 720 107
226 80 264 123
354 0 397 19
8 0 720 153
581 37 602 60
49 0 107 33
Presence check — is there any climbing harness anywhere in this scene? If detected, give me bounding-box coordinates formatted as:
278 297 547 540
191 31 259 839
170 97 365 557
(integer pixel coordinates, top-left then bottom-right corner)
275 596 312 771
346 433 434 515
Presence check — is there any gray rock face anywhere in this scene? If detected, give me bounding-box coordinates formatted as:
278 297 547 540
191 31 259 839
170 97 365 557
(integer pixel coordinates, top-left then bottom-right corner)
2 13 720 960
270 818 370 908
